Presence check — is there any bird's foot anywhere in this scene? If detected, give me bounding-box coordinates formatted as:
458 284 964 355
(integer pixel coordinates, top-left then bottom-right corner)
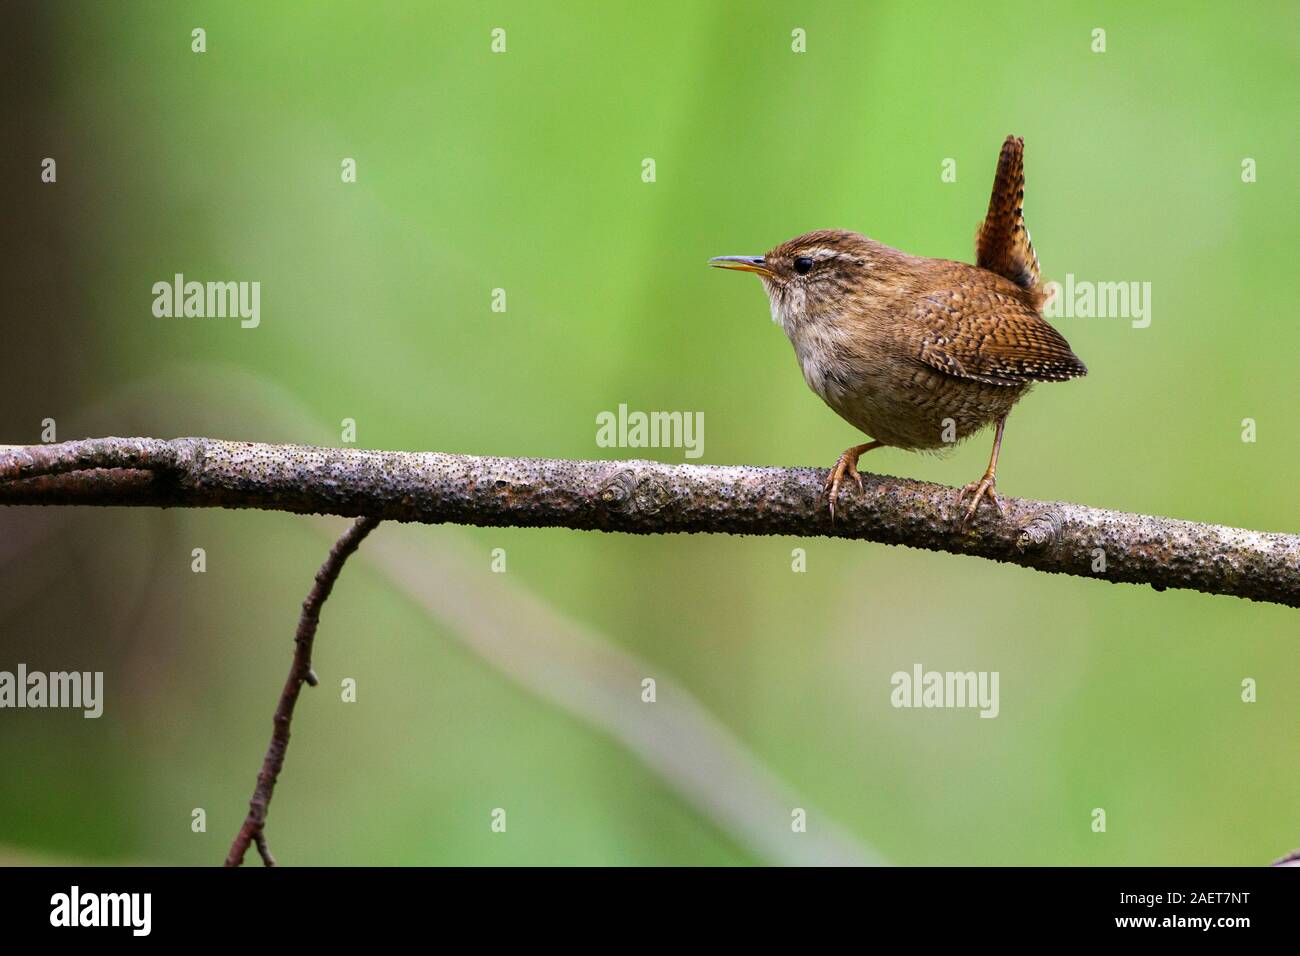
957 471 1003 528
823 446 869 522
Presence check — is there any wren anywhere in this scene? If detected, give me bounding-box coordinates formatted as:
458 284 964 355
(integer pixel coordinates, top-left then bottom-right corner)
711 135 1086 525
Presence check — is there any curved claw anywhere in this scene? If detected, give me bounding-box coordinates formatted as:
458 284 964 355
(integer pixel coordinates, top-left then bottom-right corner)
823 443 879 522
958 473 1003 528
823 458 849 523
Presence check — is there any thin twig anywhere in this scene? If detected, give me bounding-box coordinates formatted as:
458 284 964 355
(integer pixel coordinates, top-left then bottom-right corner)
2 437 1297 607
252 830 275 867
223 514 381 867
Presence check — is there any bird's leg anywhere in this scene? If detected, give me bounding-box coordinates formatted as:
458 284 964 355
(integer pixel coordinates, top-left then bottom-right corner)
958 416 1007 527
823 440 884 521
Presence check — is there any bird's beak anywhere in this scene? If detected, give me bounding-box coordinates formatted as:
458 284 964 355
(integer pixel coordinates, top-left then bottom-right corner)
709 255 774 278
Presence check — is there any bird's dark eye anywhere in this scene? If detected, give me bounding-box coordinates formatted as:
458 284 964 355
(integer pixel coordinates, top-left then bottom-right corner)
793 256 814 275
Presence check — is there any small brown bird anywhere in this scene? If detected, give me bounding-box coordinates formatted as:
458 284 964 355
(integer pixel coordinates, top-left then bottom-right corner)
711 135 1085 525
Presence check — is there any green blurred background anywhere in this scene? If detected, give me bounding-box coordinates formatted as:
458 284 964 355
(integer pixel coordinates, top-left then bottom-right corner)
2 1 1296 865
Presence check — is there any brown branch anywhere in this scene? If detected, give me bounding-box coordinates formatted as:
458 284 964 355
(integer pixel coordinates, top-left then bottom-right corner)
223 514 381 867
2 436 1298 607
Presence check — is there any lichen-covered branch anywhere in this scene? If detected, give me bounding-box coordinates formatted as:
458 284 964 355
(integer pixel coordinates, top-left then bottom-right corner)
2 437 1297 607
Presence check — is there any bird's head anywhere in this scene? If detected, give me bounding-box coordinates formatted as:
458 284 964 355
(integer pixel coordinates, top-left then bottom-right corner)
710 229 899 331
